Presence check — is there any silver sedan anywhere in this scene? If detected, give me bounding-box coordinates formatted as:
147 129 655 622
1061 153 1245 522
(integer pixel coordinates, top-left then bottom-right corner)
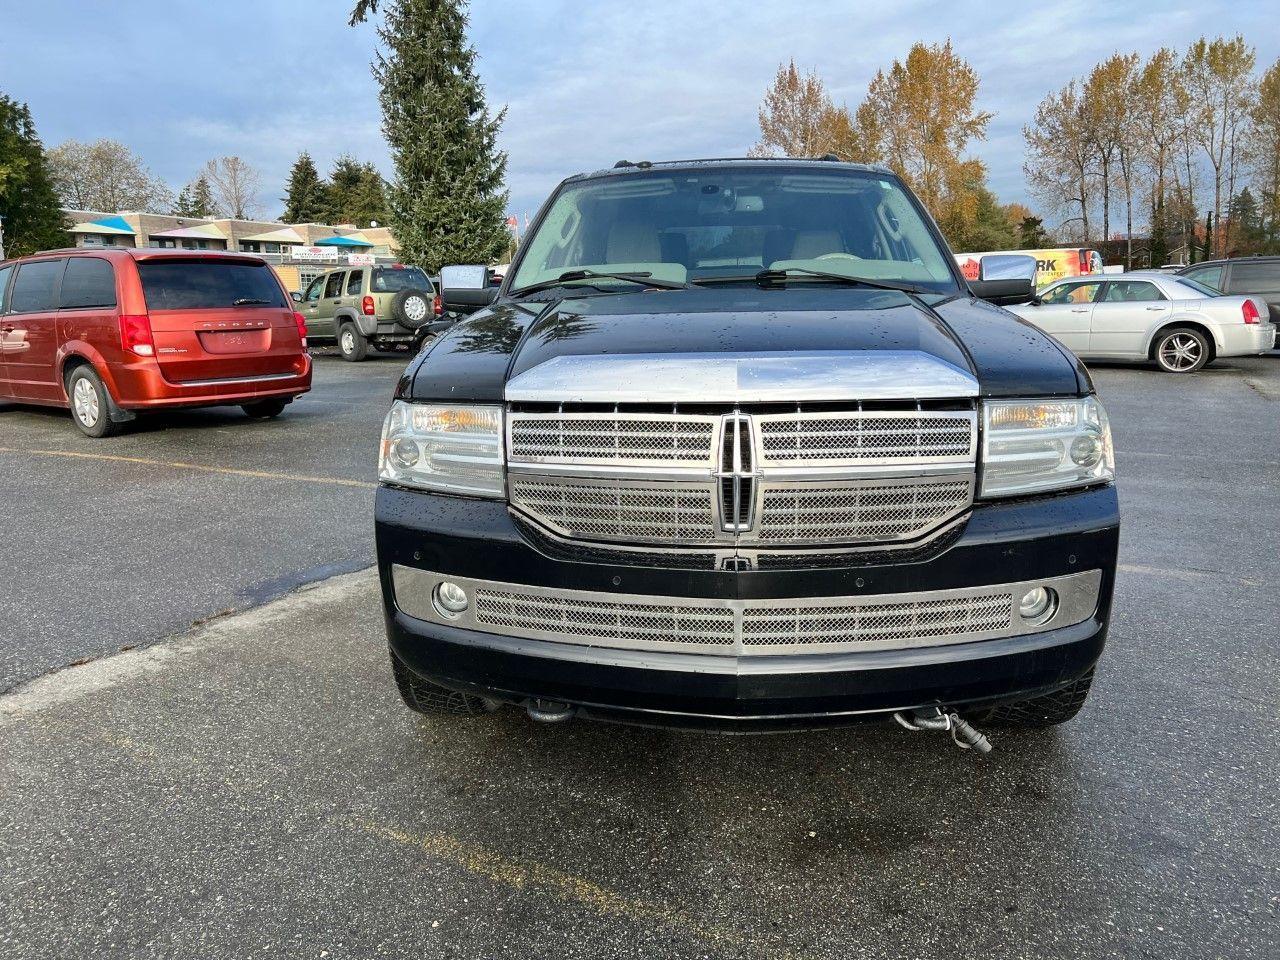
1008 271 1276 373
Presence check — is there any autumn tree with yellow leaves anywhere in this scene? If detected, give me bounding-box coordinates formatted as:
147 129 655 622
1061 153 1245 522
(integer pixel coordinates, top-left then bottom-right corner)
751 42 1012 251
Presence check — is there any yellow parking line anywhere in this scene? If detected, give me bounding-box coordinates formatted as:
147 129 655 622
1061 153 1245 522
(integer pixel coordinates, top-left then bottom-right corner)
0 446 377 489
358 821 804 959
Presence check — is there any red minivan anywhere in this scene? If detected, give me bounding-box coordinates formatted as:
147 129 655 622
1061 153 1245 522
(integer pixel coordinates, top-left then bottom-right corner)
0 248 311 437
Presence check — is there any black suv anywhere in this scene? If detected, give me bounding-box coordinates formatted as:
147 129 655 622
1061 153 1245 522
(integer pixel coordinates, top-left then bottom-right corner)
375 159 1119 735
1180 256 1280 329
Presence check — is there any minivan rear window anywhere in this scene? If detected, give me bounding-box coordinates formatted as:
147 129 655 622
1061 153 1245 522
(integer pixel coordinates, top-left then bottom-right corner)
138 260 287 310
371 266 431 292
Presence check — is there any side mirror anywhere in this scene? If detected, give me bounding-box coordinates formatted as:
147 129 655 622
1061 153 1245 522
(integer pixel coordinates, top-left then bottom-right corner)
290 291 302 303
969 254 1038 306
440 265 499 315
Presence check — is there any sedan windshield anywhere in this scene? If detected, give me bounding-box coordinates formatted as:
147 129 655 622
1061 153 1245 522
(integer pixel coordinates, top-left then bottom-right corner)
510 167 961 295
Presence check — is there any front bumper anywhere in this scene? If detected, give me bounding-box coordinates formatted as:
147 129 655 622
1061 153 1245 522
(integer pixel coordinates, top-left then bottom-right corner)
377 484 1119 729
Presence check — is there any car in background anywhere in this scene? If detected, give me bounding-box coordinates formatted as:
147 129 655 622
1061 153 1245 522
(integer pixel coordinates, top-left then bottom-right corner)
1179 257 1280 334
1008 271 1275 373
294 264 438 361
956 247 1103 288
0 248 311 437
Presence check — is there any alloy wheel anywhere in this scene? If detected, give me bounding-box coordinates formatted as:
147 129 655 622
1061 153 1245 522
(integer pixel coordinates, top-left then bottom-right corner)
1158 333 1203 372
72 377 100 426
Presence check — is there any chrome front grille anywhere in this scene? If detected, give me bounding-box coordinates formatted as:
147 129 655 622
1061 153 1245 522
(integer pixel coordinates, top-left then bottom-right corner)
509 413 717 466
506 403 977 550
755 478 974 544
392 566 1104 656
757 412 974 463
508 478 718 542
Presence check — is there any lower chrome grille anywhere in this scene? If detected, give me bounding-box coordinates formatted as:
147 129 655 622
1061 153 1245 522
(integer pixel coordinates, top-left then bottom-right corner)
754 478 973 544
391 566 1104 657
475 589 735 647
741 594 1012 647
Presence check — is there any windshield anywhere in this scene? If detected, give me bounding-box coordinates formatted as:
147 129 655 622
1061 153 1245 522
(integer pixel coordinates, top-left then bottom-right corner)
510 167 960 294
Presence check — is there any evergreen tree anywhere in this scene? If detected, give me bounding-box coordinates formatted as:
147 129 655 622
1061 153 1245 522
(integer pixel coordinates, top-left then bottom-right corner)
322 155 364 223
1018 216 1051 248
281 152 327 222
173 175 216 218
1202 210 1214 260
0 94 67 257
373 0 509 270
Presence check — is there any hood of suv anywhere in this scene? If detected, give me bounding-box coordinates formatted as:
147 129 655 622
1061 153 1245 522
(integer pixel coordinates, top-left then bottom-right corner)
407 287 1088 402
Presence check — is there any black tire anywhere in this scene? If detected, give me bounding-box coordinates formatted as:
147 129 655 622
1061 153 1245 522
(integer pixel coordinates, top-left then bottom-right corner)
338 322 368 362
391 288 433 332
65 365 122 438
390 650 499 717
1152 326 1210 373
988 670 1095 727
242 399 288 419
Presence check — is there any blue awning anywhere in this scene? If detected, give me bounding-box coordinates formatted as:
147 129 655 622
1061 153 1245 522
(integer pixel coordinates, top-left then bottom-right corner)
314 232 373 247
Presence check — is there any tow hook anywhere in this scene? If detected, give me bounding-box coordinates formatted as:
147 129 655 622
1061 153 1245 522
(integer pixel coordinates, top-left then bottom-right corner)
893 708 993 755
526 699 575 724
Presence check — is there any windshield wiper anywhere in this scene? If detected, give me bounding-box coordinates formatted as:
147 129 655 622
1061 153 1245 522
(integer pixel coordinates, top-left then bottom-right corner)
232 298 273 306
750 267 931 294
509 269 690 297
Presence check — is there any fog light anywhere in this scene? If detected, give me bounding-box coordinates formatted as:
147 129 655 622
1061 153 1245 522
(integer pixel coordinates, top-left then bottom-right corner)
433 581 469 618
1019 586 1057 624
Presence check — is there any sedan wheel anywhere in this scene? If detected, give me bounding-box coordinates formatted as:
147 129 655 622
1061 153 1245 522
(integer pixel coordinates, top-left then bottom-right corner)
1154 328 1209 373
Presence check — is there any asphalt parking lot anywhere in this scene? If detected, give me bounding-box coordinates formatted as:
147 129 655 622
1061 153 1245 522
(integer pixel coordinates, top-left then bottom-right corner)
2 353 1278 959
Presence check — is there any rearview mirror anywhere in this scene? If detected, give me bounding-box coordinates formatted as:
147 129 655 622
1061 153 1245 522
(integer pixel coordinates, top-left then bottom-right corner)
968 254 1037 306
440 265 499 315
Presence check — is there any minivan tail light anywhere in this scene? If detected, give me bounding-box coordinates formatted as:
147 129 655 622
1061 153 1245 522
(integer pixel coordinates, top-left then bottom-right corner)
433 294 443 316
119 314 154 357
1242 299 1261 324
362 295 376 315
293 310 309 347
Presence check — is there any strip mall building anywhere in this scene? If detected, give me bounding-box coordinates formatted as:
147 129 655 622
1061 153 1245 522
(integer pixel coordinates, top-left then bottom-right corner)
61 209 402 294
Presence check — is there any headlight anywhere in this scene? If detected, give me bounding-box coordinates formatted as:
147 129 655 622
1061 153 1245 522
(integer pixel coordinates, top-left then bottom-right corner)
378 400 505 497
980 397 1114 498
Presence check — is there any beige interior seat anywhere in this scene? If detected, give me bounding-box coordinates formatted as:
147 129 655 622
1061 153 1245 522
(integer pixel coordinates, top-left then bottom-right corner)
789 230 846 260
605 223 662 262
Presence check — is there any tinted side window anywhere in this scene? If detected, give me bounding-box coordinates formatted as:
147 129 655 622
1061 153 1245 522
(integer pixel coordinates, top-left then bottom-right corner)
346 270 364 295
1182 265 1222 292
60 257 118 309
9 259 64 313
324 272 345 298
1228 262 1280 295
304 276 325 302
0 265 12 313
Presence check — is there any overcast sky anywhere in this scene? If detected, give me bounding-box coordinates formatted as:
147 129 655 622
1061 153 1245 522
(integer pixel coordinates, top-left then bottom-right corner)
1 0 1275 226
